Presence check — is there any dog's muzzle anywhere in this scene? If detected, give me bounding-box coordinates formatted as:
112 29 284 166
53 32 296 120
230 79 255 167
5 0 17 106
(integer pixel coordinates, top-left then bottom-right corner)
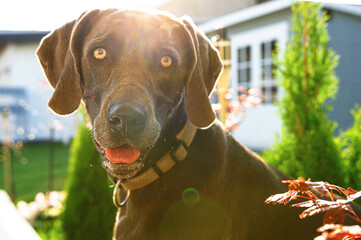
112 121 198 207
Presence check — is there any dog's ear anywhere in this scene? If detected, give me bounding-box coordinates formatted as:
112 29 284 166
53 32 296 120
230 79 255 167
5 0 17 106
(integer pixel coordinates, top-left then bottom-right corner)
36 10 100 115
181 17 223 129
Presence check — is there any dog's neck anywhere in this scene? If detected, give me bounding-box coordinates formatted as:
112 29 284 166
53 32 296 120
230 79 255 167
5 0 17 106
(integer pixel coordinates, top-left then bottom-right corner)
146 99 189 163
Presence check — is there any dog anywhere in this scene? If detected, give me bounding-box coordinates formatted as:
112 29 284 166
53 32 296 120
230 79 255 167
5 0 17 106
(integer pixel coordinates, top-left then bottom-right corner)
37 8 329 240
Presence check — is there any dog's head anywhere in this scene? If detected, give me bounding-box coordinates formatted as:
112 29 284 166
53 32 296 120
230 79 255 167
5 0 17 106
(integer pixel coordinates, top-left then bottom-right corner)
37 9 222 180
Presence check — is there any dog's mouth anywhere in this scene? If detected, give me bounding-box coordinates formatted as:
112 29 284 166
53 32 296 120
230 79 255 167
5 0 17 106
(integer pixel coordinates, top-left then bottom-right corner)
105 145 141 164
94 138 153 180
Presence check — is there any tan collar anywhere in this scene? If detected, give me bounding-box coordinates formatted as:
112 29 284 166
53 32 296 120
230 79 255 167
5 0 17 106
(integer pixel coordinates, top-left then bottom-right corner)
113 121 198 207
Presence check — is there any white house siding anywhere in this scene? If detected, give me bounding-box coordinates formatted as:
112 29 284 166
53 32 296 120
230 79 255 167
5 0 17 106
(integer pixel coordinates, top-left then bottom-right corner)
0 45 13 85
226 9 290 151
0 43 77 143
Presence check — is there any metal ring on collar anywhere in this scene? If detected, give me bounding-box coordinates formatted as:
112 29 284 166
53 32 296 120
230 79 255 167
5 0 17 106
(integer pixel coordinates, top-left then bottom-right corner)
113 180 131 208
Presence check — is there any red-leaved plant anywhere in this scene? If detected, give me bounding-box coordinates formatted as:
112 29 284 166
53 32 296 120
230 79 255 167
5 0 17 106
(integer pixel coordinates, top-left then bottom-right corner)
265 177 361 239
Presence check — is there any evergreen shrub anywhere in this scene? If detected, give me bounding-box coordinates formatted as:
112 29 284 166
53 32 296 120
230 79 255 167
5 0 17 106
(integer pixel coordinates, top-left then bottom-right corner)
61 115 117 240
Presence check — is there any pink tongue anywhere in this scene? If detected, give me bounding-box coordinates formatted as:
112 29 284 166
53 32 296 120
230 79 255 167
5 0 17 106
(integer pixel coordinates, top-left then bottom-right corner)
105 145 141 164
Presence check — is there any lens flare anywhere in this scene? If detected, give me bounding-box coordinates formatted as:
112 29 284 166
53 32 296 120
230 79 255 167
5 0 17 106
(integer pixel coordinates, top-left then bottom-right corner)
159 193 232 240
181 188 200 206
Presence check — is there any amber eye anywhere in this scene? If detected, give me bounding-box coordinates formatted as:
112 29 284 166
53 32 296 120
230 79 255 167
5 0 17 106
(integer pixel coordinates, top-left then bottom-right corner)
160 56 172 68
93 48 107 60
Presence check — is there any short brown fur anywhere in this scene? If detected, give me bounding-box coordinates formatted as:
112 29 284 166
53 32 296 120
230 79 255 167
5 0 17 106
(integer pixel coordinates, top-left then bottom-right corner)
36 9 353 240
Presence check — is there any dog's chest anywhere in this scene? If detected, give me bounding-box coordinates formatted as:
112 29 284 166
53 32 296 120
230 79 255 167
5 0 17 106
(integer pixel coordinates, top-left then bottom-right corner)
114 207 164 240
114 193 236 240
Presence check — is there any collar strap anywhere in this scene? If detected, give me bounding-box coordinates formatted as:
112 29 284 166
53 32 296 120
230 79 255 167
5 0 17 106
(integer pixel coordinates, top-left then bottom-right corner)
119 121 197 191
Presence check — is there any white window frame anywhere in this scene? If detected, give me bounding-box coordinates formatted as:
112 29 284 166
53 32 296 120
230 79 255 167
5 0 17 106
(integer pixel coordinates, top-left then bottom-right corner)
236 45 252 90
230 21 288 104
261 39 277 103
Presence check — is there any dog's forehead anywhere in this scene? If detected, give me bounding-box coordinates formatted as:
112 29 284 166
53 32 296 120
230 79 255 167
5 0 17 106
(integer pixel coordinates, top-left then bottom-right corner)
88 10 184 44
83 10 184 50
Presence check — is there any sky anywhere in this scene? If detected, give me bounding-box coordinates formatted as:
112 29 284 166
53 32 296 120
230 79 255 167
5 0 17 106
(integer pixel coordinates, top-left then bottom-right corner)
1 0 361 31
0 0 168 31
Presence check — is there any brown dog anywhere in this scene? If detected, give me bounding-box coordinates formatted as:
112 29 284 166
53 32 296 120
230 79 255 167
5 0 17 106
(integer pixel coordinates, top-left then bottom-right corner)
37 8 325 240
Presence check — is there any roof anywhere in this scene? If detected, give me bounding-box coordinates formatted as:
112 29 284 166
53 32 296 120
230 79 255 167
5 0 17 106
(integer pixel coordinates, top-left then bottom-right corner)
158 0 267 24
0 31 49 44
198 0 361 33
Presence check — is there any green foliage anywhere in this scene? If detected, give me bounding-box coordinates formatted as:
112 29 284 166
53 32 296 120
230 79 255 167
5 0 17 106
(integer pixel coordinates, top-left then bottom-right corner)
339 105 361 190
263 2 345 185
61 116 117 240
35 218 64 240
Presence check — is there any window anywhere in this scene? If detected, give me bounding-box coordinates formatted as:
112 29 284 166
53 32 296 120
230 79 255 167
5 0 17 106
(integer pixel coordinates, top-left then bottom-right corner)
260 40 277 103
235 42 277 103
236 46 251 94
232 21 287 106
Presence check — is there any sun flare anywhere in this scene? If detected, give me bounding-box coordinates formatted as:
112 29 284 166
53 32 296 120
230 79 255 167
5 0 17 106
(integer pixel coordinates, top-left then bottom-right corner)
1 0 167 31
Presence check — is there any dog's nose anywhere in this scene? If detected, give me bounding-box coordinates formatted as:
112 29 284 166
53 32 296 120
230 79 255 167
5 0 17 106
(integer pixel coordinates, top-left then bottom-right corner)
107 103 148 137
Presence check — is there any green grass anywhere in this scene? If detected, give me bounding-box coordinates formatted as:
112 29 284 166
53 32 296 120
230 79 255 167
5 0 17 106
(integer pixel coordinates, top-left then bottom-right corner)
0 142 70 202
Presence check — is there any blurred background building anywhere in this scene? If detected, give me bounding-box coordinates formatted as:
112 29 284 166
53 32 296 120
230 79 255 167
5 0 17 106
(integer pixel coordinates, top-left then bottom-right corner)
161 0 361 150
159 0 268 23
0 0 360 151
0 31 77 143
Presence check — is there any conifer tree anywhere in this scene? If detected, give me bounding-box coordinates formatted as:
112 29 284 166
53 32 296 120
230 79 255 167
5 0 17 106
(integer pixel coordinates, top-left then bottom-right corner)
263 2 344 185
61 113 117 240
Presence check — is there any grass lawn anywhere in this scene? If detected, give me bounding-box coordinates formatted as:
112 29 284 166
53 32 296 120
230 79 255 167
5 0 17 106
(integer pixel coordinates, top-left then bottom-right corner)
0 142 70 202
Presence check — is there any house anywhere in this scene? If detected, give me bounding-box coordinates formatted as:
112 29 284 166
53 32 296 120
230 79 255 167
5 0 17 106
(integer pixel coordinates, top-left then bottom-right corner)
0 31 77 143
161 0 361 151
1 1 360 149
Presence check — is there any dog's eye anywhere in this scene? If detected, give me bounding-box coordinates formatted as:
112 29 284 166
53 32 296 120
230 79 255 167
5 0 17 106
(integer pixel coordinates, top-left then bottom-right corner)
93 48 107 60
160 56 172 68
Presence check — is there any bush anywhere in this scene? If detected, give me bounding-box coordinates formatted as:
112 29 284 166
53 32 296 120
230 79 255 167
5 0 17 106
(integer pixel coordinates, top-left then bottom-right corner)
339 105 361 190
61 115 117 240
